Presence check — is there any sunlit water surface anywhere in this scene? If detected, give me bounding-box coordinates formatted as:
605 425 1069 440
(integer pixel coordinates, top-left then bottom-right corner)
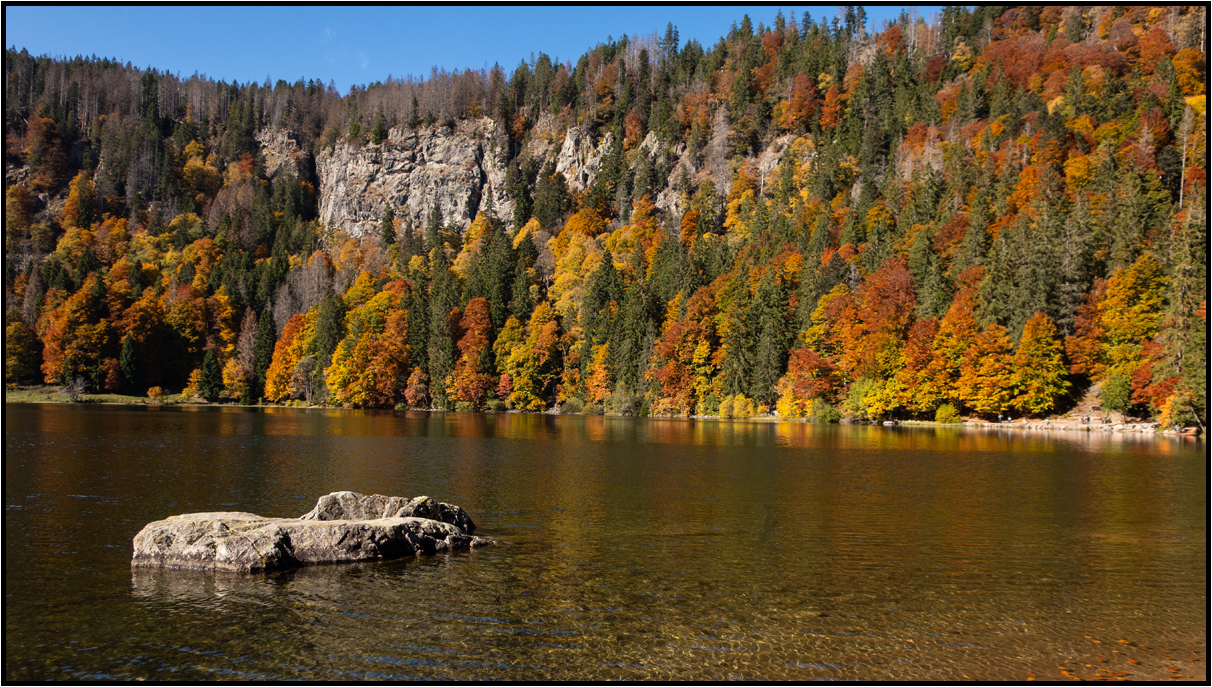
5 404 1206 681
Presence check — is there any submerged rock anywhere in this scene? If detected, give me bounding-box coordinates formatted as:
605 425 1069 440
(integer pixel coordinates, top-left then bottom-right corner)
132 492 492 573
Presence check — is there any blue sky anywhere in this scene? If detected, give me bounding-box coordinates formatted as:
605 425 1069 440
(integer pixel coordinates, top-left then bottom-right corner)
6 6 944 93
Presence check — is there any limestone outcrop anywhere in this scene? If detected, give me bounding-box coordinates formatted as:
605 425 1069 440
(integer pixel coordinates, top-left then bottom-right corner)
315 118 513 238
553 126 607 192
256 128 311 181
131 492 492 573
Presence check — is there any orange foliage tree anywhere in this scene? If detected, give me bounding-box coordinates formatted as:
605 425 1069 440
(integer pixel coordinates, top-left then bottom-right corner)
327 284 411 408
955 323 1016 416
649 284 721 415
448 297 496 408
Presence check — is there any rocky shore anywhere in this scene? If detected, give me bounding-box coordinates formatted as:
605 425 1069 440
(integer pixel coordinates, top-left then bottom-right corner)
132 492 493 574
960 418 1202 436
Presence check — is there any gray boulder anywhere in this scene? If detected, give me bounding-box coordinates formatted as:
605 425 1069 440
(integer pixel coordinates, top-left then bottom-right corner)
298 491 477 533
132 493 492 573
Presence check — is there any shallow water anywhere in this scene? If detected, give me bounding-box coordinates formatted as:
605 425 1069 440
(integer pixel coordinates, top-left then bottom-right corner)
4 404 1207 681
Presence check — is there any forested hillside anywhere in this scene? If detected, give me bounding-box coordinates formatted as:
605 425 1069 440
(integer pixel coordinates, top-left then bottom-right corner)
4 6 1207 426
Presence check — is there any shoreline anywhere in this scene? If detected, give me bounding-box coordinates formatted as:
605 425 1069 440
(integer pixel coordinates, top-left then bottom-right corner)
7 386 1202 439
956 418 1203 437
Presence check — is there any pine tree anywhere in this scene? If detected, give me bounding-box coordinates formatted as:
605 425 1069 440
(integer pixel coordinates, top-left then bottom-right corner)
1156 185 1208 424
380 206 396 246
425 206 443 250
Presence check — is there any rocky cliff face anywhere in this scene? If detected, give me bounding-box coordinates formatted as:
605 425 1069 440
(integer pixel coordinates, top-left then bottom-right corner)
256 128 311 181
304 110 776 239
315 117 513 238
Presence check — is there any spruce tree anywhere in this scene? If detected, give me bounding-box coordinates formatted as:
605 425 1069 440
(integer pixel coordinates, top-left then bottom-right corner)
584 249 622 346
119 333 138 392
200 348 222 402
1056 192 1096 335
371 104 388 144
428 242 460 409
485 219 515 331
425 206 443 250
405 264 431 372
380 207 396 246
313 287 346 383
253 306 276 397
952 192 989 279
909 224 950 321
719 273 756 397
750 269 787 405
533 161 570 231
409 95 421 128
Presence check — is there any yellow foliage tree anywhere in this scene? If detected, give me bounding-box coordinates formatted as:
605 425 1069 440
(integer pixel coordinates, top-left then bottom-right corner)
1101 253 1167 378
1010 312 1071 416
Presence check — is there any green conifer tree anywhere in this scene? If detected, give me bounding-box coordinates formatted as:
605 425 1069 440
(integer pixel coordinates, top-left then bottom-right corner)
119 333 138 392
371 104 388 144
200 348 222 402
313 288 347 398
428 242 460 409
253 306 276 397
380 207 396 246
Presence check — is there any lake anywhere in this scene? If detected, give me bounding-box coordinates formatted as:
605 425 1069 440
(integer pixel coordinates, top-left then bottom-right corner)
4 404 1206 681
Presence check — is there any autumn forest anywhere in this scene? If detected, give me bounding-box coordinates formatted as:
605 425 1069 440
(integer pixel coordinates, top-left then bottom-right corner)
4 6 1207 426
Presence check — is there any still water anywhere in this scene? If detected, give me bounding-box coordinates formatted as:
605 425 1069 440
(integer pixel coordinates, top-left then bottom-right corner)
4 404 1207 681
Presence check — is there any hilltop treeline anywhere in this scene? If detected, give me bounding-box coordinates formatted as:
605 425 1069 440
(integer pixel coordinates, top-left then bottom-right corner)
4 6 1207 425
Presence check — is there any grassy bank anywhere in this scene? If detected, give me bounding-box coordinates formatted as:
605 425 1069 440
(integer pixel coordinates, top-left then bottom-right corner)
5 385 186 406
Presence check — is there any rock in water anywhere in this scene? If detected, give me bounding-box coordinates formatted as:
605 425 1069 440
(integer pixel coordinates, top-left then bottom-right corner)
298 491 477 533
131 493 492 573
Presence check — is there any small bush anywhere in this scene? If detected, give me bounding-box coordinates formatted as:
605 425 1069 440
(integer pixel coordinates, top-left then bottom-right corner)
559 397 584 414
1099 372 1138 415
809 399 841 423
718 395 734 418
147 386 164 402
732 394 755 418
583 403 604 415
454 401 477 412
843 378 879 420
696 394 721 416
485 399 506 412
605 391 634 415
935 403 961 424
